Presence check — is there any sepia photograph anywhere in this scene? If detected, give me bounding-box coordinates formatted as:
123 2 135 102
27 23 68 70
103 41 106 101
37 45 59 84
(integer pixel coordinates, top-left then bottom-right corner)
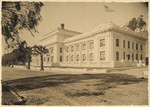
1 1 149 105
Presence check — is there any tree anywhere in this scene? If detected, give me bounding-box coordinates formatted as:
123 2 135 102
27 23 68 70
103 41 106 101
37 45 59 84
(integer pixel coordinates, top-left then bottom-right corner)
126 15 147 32
2 1 44 48
32 45 48 71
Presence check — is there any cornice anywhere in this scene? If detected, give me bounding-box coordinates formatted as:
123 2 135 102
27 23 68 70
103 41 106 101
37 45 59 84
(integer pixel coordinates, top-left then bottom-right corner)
64 22 147 44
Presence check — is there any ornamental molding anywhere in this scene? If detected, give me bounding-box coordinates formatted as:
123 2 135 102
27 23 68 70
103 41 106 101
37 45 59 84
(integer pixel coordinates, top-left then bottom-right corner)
64 22 147 44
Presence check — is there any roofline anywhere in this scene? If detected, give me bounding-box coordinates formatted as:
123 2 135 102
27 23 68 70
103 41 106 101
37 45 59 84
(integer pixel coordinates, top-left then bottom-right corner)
64 22 147 43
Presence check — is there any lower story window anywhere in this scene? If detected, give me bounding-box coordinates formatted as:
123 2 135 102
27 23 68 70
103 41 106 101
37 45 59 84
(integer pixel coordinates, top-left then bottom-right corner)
128 54 130 60
71 55 73 61
136 54 138 60
83 54 86 61
60 56 62 62
66 56 68 62
132 53 134 61
116 51 119 61
141 54 143 60
123 52 125 60
51 56 53 62
90 53 94 61
77 54 79 61
100 51 105 61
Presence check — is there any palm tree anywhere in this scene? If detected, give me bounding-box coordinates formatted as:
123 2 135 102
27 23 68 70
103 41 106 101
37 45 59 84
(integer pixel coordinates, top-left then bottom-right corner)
32 45 48 71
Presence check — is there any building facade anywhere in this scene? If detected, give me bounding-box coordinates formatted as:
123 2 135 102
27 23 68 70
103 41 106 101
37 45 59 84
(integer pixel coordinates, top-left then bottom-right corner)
31 22 148 68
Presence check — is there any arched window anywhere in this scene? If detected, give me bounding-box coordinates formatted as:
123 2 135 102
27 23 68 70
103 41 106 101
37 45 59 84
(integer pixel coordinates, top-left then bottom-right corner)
76 54 79 61
71 46 74 52
71 55 73 61
47 57 49 62
66 56 68 62
116 51 119 61
60 56 62 62
83 54 86 61
141 54 143 60
100 51 105 61
60 47 62 53
90 53 93 61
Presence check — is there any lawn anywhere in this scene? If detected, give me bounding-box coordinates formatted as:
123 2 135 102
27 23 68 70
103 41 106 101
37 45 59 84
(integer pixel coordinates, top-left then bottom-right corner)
2 67 148 105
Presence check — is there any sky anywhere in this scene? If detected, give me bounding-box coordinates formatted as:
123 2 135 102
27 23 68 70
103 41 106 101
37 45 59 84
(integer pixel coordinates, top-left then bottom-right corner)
11 2 149 47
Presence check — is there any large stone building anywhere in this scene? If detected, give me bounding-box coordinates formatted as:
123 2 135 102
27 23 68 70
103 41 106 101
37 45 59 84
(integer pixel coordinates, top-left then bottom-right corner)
31 22 148 68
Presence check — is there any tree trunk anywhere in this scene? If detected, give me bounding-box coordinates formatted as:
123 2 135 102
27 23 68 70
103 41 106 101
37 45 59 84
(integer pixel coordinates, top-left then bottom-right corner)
27 53 30 70
40 54 44 71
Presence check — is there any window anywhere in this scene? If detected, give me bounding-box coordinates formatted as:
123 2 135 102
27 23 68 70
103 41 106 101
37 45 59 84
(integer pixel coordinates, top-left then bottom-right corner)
116 39 119 47
128 41 130 49
141 54 143 60
100 51 105 61
76 54 79 61
90 53 94 61
132 53 134 61
66 47 68 52
123 40 125 48
136 54 138 60
128 54 130 60
76 45 79 51
83 54 86 61
132 42 134 49
47 57 49 62
66 56 68 62
44 57 46 62
136 43 138 50
51 48 53 54
71 46 74 52
123 52 125 60
83 44 86 50
60 56 62 62
51 56 53 62
89 42 94 49
71 55 73 61
100 39 105 47
141 45 142 51
116 51 119 61
60 47 62 53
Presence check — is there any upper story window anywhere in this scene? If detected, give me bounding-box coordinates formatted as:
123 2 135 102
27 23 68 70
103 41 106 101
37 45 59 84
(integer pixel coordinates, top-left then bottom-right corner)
123 40 125 48
90 53 94 61
83 54 86 61
100 51 105 61
116 39 119 47
141 45 143 51
83 43 86 50
60 47 62 53
132 42 134 49
76 45 79 51
100 39 105 47
128 41 130 49
116 51 119 61
136 43 138 50
71 46 74 52
89 42 94 49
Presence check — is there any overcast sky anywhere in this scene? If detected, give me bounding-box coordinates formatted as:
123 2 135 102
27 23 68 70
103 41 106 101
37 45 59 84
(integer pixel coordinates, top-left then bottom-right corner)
19 2 148 46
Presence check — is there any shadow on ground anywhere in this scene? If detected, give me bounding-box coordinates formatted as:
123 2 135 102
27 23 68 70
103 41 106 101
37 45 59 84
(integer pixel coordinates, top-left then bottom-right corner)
3 73 147 92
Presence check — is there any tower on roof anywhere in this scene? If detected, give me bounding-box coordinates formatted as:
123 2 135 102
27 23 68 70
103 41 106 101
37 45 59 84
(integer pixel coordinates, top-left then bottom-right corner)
61 23 65 29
